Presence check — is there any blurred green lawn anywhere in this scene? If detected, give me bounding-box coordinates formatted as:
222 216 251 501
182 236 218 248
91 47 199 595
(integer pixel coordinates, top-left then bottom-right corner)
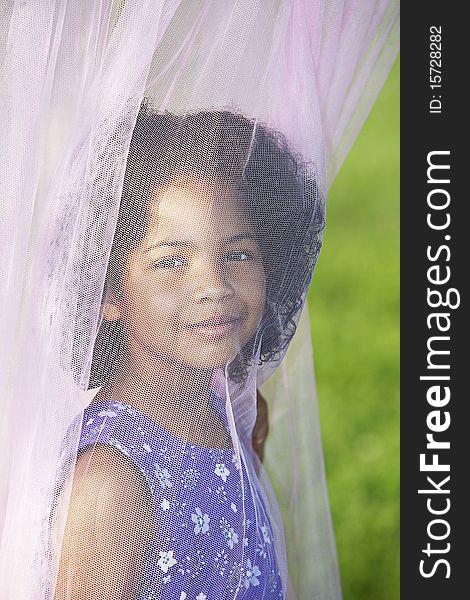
307 58 399 600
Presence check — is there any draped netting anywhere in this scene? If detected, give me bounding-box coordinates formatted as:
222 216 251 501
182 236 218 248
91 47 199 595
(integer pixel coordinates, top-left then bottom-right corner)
0 2 399 599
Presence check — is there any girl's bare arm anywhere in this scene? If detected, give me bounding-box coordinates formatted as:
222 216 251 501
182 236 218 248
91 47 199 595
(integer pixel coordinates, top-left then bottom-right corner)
252 389 269 462
54 445 156 599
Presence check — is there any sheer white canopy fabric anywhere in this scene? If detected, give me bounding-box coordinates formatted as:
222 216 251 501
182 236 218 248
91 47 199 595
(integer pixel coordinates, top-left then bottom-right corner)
0 1 399 599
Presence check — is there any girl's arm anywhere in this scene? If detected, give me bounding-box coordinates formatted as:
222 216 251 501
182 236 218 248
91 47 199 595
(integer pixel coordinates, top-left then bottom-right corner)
54 445 156 599
252 389 269 462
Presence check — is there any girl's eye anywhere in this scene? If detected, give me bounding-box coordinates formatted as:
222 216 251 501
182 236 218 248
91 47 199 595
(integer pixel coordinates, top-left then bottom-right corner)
153 256 186 269
225 250 255 262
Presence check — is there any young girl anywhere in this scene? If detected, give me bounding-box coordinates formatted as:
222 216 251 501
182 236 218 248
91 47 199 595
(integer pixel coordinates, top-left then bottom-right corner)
54 105 323 599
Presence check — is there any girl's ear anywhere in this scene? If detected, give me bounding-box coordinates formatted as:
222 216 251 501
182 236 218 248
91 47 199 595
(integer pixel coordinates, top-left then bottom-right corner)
101 291 122 322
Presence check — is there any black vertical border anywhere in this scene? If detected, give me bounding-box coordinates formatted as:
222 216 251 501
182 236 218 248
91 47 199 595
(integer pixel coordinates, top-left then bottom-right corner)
401 5 466 599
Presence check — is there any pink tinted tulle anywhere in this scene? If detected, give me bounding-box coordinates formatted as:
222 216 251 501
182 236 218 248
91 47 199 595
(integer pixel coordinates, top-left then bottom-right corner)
0 1 398 598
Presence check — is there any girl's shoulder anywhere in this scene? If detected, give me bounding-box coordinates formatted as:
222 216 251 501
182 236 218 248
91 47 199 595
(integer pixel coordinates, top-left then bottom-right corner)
74 442 153 509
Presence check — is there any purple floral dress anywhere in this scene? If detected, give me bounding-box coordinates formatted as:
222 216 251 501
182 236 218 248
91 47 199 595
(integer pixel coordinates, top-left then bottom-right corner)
76 393 284 599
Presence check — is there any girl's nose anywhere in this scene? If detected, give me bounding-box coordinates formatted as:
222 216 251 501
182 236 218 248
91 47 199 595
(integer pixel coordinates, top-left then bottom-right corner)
193 257 234 303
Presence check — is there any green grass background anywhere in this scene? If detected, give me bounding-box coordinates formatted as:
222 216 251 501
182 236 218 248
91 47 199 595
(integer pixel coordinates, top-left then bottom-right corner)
307 57 399 600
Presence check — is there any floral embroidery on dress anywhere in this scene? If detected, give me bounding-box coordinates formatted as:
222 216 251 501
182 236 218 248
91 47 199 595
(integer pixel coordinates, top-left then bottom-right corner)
243 559 261 589
154 463 172 488
157 550 177 573
192 507 210 534
260 524 271 544
220 517 239 549
181 467 200 489
215 485 228 504
214 462 230 482
214 550 229 576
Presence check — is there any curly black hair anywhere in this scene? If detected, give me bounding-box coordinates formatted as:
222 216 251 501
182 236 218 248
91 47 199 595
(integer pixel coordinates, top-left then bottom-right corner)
89 102 324 387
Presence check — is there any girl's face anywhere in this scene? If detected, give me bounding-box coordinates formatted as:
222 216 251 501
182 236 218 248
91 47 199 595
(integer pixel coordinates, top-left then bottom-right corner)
104 177 266 371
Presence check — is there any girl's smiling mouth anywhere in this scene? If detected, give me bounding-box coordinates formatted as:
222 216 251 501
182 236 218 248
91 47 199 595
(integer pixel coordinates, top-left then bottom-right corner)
185 314 245 340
